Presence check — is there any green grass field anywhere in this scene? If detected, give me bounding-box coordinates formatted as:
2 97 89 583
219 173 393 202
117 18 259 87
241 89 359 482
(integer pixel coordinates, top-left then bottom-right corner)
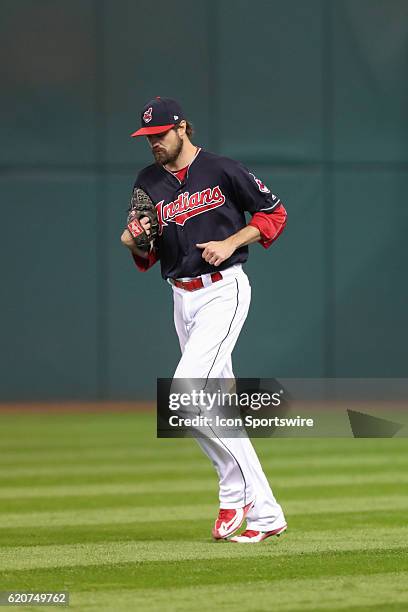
0 411 407 611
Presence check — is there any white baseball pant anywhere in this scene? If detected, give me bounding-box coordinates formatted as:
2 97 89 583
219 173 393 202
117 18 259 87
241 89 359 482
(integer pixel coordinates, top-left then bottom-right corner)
171 263 285 531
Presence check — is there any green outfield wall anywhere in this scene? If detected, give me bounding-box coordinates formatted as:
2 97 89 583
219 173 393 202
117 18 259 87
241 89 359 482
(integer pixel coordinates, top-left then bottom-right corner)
1 0 407 399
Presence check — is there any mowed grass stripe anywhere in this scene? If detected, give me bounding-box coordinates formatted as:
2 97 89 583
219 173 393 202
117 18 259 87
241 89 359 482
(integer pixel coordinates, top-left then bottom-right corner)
0 453 406 481
0 446 198 466
1 437 407 464
1 553 406 593
2 509 408 548
1 495 407 528
1 526 407 570
0 472 406 500
1 449 406 472
1 444 407 470
2 415 406 449
3 463 408 488
70 573 408 612
2 436 407 453
0 483 404 515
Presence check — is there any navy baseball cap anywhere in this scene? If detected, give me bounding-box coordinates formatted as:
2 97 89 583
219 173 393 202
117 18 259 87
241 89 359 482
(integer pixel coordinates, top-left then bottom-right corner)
131 97 185 137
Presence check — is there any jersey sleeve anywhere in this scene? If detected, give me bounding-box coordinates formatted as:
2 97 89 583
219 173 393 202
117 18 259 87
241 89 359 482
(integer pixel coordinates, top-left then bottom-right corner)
248 205 287 249
131 247 160 272
228 161 287 248
229 161 281 214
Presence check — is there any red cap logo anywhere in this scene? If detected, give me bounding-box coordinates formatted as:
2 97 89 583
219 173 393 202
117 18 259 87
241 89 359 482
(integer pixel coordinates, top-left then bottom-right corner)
143 107 153 124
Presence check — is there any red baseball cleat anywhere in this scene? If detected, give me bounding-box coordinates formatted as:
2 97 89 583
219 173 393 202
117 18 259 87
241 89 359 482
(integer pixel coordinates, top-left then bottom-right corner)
212 500 255 540
229 524 287 543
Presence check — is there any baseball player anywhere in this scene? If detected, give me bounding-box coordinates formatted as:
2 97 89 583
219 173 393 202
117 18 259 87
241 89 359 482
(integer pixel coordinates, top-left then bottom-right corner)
121 97 288 543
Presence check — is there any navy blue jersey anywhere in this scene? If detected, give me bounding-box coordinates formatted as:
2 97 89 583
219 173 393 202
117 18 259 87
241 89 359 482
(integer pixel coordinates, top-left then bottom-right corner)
133 148 281 279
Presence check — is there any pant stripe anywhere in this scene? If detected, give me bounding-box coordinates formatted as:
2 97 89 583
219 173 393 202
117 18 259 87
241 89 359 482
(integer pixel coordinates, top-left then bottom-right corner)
202 278 248 507
204 278 240 386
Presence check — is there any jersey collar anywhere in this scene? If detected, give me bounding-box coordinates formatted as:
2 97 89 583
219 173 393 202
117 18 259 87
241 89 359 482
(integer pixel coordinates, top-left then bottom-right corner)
161 147 202 185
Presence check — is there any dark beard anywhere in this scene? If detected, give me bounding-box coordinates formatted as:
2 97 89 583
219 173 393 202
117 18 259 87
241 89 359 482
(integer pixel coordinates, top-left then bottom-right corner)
153 136 184 166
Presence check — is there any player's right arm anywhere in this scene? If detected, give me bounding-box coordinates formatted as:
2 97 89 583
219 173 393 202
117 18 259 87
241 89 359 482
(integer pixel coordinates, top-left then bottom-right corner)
121 218 159 271
121 175 160 271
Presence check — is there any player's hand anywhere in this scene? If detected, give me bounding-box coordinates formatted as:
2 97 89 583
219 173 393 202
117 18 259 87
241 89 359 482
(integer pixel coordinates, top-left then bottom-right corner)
121 217 151 247
196 239 236 267
140 216 151 236
120 228 134 247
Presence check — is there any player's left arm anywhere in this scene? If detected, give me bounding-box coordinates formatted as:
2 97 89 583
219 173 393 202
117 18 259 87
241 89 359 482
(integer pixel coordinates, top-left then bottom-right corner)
230 162 287 249
196 225 261 266
197 163 287 266
247 203 287 249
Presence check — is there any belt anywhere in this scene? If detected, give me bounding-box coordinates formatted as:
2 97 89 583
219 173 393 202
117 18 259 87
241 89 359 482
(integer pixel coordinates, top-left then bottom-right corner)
170 271 223 291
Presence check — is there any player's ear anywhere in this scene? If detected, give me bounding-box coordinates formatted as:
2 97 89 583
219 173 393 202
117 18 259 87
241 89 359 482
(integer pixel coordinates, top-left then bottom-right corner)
178 120 187 136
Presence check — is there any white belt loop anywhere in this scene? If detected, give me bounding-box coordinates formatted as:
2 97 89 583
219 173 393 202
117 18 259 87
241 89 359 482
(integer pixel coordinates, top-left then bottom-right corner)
201 273 213 288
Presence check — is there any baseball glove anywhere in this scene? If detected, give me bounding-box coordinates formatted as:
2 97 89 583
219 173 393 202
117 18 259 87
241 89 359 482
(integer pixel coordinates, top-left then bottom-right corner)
126 188 159 251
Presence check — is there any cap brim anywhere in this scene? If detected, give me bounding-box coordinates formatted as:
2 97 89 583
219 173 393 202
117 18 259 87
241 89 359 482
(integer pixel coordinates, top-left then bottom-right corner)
130 124 175 137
